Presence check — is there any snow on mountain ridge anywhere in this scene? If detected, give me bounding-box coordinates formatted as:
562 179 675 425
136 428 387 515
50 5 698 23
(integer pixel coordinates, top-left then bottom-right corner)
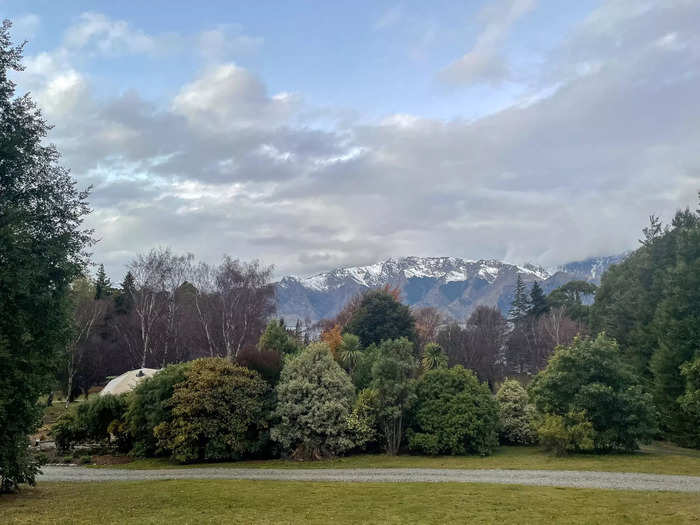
281 256 552 292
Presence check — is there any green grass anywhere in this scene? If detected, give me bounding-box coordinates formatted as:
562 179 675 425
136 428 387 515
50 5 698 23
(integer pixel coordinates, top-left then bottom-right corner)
107 442 700 476
2 480 698 524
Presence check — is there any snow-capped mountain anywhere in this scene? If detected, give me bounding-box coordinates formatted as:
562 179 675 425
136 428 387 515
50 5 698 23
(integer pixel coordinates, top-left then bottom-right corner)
276 255 625 323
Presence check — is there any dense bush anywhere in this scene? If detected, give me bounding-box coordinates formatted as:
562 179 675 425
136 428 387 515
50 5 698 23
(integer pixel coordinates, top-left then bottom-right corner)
154 358 270 463
529 334 657 452
677 358 700 448
537 411 594 456
370 338 418 455
271 343 356 459
52 394 128 452
409 366 499 456
346 388 380 451
124 363 190 456
496 379 536 445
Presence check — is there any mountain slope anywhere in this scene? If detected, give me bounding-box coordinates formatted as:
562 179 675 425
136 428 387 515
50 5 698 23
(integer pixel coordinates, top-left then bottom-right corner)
276 254 625 323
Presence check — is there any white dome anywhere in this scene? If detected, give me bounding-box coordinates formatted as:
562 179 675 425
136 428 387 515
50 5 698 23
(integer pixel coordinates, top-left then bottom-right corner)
100 368 160 396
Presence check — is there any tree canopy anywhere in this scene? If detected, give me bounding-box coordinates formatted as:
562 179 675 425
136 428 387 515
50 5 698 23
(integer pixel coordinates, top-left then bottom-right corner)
0 20 92 492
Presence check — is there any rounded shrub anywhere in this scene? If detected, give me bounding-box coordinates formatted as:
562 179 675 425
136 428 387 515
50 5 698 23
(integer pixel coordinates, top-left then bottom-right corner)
154 358 270 463
496 379 536 445
408 366 499 456
124 363 190 456
529 333 658 452
271 342 356 459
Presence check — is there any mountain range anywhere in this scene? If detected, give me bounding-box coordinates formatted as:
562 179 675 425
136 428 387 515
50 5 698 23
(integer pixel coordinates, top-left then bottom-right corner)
275 254 626 323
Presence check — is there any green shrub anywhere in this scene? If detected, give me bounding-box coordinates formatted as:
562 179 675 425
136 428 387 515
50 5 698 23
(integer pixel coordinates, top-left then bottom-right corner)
77 395 128 442
124 363 190 456
677 358 700 448
408 366 499 456
529 334 657 452
51 395 128 452
346 388 380 451
370 338 418 455
78 455 92 465
271 343 357 459
62 456 72 464
537 411 594 456
154 358 270 463
496 379 536 445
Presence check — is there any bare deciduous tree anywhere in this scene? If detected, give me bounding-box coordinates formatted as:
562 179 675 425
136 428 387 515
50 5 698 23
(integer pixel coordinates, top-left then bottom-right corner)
65 278 106 406
128 248 172 368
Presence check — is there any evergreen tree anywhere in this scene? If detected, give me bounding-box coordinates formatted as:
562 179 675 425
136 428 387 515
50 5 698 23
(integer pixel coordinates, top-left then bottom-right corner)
0 21 92 492
115 271 135 313
94 264 113 299
344 290 417 348
529 281 548 317
592 199 700 445
257 319 300 356
508 275 530 323
294 319 303 345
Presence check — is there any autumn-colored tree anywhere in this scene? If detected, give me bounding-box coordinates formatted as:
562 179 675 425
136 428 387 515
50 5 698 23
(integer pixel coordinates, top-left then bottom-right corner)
321 324 343 358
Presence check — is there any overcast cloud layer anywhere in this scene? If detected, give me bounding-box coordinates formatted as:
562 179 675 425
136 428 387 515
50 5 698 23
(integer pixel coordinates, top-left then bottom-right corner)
13 0 700 280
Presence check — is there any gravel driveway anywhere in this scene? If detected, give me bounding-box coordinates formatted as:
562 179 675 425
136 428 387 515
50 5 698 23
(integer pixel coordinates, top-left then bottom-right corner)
38 466 700 492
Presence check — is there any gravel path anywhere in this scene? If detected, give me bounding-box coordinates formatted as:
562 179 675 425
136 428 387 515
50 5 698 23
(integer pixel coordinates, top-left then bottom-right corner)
38 466 700 492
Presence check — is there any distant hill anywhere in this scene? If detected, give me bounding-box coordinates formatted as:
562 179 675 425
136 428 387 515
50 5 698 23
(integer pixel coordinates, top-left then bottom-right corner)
275 254 627 323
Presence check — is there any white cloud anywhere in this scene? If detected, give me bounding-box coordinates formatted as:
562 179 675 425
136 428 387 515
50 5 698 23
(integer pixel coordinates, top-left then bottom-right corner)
15 1 700 281
440 0 536 85
64 12 157 56
172 64 298 130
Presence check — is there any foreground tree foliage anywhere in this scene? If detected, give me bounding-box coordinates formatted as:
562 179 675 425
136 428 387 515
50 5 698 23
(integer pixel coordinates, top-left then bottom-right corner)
155 358 270 463
592 203 700 445
529 334 657 452
409 366 499 456
0 21 92 492
271 343 357 459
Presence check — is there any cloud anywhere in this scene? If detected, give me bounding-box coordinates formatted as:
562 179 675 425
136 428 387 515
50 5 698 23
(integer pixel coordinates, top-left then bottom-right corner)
172 64 297 130
64 12 159 56
439 0 536 85
15 2 700 281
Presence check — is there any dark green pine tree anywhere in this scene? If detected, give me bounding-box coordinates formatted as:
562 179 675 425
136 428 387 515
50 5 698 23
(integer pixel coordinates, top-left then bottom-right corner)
115 271 135 313
528 281 549 317
508 275 530 323
94 264 113 299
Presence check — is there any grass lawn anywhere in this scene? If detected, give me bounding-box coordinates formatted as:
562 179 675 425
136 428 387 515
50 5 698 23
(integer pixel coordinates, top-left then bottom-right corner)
2 480 698 524
108 442 700 476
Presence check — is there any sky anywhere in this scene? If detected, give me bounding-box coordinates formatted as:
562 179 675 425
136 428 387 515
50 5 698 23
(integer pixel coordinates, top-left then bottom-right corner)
3 0 699 281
